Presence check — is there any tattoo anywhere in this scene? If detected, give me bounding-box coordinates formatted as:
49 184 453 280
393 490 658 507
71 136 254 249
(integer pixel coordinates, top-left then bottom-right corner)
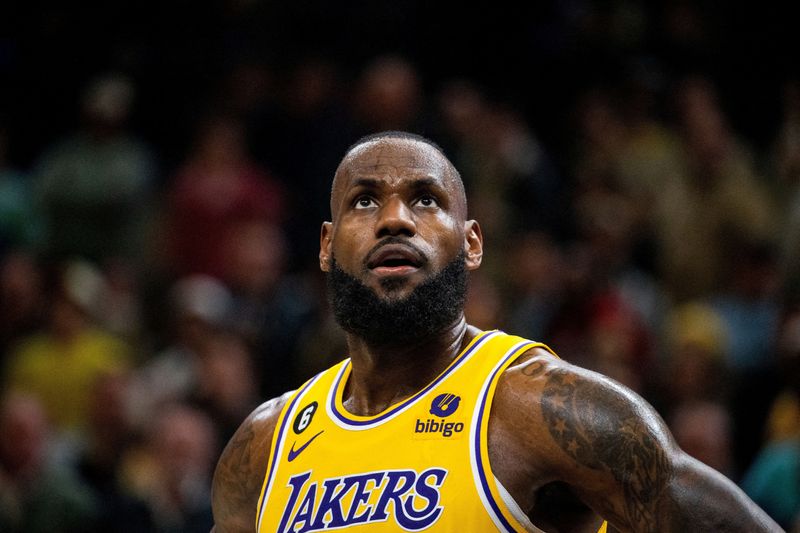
541 369 669 531
213 421 262 528
520 359 547 378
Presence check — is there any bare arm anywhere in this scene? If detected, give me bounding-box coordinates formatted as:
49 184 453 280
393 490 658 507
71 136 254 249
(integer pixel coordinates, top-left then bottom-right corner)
661 454 780 531
497 352 782 532
211 393 291 533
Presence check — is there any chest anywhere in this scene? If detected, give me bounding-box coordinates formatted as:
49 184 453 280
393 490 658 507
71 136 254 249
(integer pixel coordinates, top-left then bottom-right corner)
263 388 480 531
257 331 544 532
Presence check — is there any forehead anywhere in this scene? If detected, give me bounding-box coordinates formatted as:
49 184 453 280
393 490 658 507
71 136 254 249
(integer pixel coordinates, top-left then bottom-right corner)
336 139 452 191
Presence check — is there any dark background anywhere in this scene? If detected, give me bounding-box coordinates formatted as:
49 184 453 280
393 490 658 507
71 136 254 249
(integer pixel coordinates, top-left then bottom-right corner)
2 1 796 169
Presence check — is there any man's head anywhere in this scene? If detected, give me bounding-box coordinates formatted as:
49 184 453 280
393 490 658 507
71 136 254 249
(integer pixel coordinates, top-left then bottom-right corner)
320 131 483 345
329 131 468 220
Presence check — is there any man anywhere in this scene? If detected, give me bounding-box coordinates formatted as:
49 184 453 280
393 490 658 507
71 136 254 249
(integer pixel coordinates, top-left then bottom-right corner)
211 132 780 532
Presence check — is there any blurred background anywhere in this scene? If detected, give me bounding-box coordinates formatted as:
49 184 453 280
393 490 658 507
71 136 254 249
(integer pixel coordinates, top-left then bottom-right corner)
1 0 800 530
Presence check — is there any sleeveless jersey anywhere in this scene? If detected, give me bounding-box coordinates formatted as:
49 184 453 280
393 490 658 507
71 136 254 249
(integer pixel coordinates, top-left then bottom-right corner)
255 330 608 533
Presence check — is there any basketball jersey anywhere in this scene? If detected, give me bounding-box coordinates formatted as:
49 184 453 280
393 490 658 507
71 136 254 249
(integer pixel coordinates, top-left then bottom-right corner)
255 330 608 533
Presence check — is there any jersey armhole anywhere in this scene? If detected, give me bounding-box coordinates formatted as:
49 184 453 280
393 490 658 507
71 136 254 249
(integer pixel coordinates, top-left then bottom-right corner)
470 336 542 532
254 373 323 531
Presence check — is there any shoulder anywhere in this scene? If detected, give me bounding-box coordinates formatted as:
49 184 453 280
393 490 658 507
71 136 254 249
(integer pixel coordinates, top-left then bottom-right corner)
490 345 782 531
492 347 681 523
493 345 675 480
211 391 294 533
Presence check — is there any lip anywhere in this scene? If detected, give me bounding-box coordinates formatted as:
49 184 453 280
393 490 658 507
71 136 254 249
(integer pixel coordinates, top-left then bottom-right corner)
366 244 423 276
371 264 420 277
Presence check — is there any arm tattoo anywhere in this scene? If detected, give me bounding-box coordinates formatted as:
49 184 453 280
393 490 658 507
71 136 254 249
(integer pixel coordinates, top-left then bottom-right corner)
213 422 262 527
520 359 548 378
540 369 670 530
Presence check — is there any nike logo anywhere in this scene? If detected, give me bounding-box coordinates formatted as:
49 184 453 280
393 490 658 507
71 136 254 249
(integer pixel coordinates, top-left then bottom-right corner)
287 430 324 462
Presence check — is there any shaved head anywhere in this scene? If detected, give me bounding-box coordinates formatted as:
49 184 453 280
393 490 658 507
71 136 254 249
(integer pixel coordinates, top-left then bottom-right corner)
330 131 467 221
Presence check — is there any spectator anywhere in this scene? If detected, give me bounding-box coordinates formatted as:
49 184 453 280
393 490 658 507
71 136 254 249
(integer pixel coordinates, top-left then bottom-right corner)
352 55 425 134
654 77 777 300
129 275 258 442
128 404 216 533
77 372 154 532
710 241 781 374
742 437 800 530
3 260 131 442
0 392 98 532
506 231 566 342
437 81 565 248
162 113 284 279
670 400 734 478
129 274 232 428
222 221 317 397
740 307 800 529
33 74 156 264
0 123 42 253
660 301 729 411
0 251 46 359
710 242 783 473
258 58 353 265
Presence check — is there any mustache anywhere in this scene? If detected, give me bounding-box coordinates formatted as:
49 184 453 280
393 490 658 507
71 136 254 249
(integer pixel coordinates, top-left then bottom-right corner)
362 237 429 269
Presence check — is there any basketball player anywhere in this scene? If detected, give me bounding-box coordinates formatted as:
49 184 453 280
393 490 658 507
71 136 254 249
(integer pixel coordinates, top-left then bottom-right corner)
211 132 781 532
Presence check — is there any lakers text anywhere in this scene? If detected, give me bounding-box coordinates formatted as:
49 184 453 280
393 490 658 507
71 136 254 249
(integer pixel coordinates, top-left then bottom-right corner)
277 468 448 532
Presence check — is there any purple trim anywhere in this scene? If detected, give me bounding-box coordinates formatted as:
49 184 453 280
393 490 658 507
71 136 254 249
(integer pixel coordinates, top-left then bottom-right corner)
329 330 497 427
256 373 322 520
473 341 536 532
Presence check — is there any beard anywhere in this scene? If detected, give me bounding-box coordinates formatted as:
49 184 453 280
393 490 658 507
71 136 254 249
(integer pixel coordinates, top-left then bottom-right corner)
327 250 468 346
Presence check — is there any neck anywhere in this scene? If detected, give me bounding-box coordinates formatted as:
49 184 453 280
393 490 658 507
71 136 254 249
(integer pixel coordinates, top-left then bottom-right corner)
342 317 480 416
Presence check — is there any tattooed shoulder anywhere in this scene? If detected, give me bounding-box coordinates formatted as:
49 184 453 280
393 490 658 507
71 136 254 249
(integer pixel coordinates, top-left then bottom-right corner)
539 366 672 528
212 392 293 532
506 346 556 379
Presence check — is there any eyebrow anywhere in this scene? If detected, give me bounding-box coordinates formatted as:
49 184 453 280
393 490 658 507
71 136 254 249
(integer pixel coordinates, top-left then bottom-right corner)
351 178 381 189
410 178 439 190
350 177 442 190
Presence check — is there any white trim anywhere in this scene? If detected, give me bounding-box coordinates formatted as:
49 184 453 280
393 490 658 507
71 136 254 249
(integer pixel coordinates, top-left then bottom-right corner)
495 477 545 533
256 376 321 532
469 339 534 533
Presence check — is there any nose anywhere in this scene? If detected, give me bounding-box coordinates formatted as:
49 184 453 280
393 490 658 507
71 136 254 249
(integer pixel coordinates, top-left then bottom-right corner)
375 196 416 238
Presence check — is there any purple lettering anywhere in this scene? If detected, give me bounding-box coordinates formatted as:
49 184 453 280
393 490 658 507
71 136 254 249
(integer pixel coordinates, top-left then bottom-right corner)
307 478 347 529
290 481 317 532
369 470 416 521
277 472 312 533
275 468 447 532
398 468 446 529
344 472 385 525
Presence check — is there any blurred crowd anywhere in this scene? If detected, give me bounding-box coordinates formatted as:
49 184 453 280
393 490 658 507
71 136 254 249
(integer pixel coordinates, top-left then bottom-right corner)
1 1 800 531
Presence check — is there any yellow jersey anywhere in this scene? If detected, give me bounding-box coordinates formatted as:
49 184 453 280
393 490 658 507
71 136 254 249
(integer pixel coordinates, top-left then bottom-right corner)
256 330 607 532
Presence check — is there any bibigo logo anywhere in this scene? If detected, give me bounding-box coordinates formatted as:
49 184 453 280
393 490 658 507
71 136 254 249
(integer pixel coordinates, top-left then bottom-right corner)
414 393 464 437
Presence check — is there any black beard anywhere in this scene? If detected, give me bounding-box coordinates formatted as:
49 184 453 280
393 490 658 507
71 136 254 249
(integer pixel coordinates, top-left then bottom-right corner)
327 250 468 346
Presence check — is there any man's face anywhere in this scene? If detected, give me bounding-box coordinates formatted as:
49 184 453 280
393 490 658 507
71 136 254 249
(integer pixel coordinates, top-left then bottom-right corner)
320 138 482 300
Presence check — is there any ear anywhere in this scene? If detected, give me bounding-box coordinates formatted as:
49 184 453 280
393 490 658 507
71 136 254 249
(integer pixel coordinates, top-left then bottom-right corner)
464 220 483 270
319 222 333 272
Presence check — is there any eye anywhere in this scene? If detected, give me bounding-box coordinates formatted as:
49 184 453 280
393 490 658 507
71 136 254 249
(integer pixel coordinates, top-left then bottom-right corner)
354 196 377 209
416 195 439 208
